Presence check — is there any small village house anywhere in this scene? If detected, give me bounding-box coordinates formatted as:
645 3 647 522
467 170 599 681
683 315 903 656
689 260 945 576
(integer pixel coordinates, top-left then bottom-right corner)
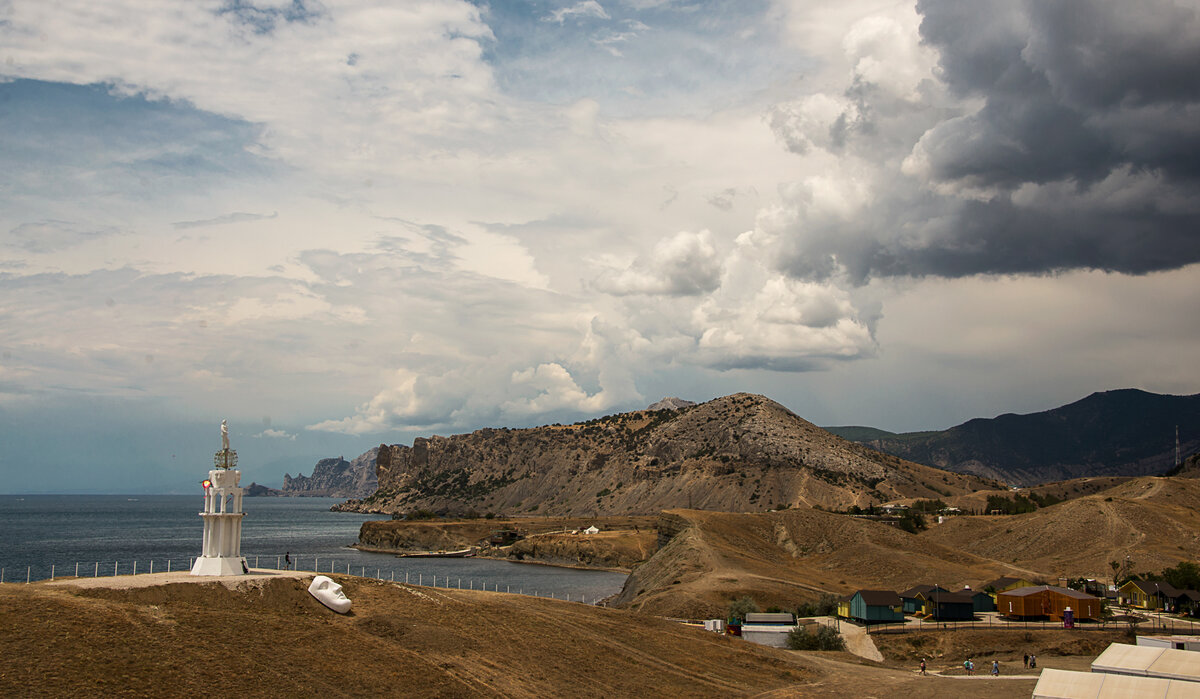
1119 580 1180 611
847 590 905 624
956 587 997 613
836 594 852 620
899 584 949 615
740 612 797 649
985 576 1036 603
997 585 1101 621
918 590 975 621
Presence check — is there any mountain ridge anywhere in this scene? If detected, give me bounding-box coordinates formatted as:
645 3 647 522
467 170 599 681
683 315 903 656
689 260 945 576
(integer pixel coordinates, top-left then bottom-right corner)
335 393 999 516
825 388 1200 485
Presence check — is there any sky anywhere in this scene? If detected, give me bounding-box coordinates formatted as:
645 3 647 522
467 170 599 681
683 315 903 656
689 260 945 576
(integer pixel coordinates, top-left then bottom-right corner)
2 0 1198 493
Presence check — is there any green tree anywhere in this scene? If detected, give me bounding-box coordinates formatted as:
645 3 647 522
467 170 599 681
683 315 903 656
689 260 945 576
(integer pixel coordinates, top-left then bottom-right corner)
786 625 846 651
728 596 759 622
1161 561 1200 591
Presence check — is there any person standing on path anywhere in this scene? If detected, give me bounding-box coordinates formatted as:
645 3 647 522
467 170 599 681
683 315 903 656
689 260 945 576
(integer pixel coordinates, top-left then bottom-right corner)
285 552 291 570
1024 653 1029 668
920 658 926 676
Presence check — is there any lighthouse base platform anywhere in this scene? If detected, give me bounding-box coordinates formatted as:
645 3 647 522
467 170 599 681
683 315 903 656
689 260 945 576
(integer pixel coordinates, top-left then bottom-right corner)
190 556 248 576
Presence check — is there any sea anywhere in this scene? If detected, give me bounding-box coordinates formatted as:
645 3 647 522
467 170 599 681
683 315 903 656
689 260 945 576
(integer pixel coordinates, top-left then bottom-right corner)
0 495 628 602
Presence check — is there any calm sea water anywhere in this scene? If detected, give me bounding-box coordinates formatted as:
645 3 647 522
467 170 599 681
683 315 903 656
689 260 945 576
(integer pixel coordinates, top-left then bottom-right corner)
0 495 627 601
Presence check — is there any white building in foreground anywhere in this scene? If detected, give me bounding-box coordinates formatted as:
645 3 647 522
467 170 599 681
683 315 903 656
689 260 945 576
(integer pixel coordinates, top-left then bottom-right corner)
190 420 248 576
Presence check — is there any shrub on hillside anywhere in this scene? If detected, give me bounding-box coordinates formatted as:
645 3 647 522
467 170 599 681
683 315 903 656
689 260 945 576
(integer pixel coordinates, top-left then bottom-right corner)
786 625 846 651
795 594 841 618
728 596 759 622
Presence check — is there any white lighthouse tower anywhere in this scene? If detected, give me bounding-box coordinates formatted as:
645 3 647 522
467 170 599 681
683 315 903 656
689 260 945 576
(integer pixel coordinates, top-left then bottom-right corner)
191 420 248 576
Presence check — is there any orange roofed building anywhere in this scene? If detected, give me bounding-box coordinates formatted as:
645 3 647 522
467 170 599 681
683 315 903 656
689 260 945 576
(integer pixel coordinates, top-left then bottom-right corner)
996 585 1101 621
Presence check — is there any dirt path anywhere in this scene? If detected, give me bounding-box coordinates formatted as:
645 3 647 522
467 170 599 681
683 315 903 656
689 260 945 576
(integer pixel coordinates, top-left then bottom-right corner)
811 616 883 662
43 568 314 590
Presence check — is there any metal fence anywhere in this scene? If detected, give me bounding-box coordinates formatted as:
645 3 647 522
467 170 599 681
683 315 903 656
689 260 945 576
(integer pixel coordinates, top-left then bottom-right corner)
0 555 603 605
859 612 1200 636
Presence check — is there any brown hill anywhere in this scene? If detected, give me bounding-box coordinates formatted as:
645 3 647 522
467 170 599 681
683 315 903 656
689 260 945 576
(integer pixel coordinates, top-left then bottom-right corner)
614 477 1200 619
340 393 999 517
0 573 1039 698
921 477 1200 580
614 508 1019 619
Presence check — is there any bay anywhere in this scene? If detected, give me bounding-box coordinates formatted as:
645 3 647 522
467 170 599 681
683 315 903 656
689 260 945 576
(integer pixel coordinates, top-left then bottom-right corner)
0 495 628 602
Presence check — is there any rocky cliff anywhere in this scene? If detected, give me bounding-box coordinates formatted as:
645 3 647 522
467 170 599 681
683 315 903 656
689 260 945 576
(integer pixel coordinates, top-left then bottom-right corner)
337 393 999 516
283 450 378 498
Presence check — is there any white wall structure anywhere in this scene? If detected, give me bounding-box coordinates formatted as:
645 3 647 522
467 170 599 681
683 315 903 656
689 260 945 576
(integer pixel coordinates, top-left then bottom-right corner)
191 421 248 576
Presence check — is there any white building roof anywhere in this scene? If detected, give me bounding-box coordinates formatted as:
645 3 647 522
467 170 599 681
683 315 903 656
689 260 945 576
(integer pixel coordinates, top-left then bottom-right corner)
1092 643 1200 683
1033 668 1200 698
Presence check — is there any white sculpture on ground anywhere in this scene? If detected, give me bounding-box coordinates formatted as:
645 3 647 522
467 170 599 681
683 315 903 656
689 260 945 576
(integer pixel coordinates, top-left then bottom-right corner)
309 576 352 613
191 419 248 576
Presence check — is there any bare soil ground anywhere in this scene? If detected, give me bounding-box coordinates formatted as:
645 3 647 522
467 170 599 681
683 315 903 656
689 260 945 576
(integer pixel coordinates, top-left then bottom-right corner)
0 573 1056 698
615 477 1200 619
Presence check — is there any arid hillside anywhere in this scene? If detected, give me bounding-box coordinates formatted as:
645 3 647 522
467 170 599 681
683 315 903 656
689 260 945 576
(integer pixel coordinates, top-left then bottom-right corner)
613 508 1020 619
0 573 1040 698
339 393 999 517
923 477 1200 580
614 477 1200 619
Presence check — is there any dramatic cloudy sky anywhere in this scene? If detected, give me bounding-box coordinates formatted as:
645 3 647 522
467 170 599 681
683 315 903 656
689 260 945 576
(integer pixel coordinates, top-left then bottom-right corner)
2 0 1198 492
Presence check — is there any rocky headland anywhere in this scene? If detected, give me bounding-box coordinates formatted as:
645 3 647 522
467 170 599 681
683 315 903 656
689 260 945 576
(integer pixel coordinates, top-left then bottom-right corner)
334 393 1000 517
282 451 378 498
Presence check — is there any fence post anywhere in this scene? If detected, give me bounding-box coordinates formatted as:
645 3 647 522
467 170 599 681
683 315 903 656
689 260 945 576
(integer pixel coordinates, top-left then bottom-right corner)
28 566 32 583
347 563 350 575
133 561 137 575
419 573 423 586
76 562 79 578
51 564 55 581
150 560 154 574
168 559 171 573
95 562 99 577
114 561 118 577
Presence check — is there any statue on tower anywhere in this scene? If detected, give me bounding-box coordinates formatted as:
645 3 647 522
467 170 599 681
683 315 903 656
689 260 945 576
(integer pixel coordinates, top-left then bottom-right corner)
215 419 237 469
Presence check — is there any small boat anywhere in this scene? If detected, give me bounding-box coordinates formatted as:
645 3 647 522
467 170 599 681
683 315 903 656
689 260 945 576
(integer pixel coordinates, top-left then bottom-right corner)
397 547 477 558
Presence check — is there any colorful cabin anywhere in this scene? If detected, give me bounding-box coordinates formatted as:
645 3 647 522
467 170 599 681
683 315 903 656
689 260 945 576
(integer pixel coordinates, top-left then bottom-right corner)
848 590 905 624
997 585 1101 621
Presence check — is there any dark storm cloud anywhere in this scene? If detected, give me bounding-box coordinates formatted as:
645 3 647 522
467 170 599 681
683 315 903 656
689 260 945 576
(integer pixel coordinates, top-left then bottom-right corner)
916 0 1200 185
780 0 1200 283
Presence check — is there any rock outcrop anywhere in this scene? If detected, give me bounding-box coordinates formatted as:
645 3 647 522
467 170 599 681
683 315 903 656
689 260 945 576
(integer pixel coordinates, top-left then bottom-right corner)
283 450 378 498
337 393 999 516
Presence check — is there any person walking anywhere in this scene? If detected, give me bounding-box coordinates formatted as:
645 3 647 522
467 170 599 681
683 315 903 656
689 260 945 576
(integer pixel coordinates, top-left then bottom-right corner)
1024 653 1029 668
1030 654 1037 669
992 660 999 676
920 658 926 676
285 552 291 570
